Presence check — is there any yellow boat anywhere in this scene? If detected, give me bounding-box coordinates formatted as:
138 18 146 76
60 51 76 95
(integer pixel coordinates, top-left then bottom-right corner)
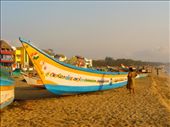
19 37 128 95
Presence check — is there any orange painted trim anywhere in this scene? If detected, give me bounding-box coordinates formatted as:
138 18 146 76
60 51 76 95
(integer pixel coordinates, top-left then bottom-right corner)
0 86 14 91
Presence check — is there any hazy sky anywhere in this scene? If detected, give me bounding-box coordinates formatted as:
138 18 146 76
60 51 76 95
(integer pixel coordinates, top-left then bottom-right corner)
1 1 170 63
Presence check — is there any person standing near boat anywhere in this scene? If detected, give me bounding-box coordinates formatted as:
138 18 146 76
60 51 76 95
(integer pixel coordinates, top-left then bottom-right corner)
127 67 137 94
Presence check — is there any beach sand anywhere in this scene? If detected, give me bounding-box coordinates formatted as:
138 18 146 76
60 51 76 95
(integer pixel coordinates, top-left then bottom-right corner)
1 72 170 127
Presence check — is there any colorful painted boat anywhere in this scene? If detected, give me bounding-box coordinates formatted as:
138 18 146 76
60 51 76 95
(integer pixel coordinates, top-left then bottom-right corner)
0 66 14 109
120 64 129 71
137 73 148 78
22 73 44 88
0 70 14 109
19 37 128 95
12 68 22 76
0 40 14 109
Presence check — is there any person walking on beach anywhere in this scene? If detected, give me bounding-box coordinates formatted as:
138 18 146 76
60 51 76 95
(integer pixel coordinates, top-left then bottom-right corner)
127 67 137 94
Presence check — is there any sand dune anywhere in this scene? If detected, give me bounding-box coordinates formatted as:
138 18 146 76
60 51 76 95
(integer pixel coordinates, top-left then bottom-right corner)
1 72 170 127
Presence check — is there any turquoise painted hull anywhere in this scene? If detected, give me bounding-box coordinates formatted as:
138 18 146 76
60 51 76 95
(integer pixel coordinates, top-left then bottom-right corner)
12 69 22 76
0 78 14 86
45 81 127 95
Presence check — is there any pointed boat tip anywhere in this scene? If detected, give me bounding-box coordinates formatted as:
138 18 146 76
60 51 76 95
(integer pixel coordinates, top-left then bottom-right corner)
19 37 31 43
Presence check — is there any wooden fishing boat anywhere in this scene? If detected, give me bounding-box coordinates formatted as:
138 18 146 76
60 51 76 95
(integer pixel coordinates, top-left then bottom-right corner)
0 40 14 109
0 75 14 109
19 37 128 95
22 72 44 88
12 68 22 76
137 73 148 78
120 64 129 72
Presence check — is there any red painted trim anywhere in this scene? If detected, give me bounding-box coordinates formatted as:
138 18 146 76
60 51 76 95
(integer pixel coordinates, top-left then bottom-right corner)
0 50 13 55
0 60 14 63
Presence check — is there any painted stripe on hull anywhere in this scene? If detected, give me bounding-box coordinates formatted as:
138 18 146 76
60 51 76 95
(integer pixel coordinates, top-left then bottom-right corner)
45 81 127 95
0 86 14 91
0 97 14 109
0 78 14 86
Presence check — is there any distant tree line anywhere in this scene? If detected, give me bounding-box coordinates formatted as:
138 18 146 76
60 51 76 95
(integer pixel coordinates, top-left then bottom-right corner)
93 57 164 67
40 49 165 67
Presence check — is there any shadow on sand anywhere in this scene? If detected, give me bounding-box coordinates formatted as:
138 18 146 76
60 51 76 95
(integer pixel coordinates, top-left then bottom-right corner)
15 86 57 100
13 77 108 101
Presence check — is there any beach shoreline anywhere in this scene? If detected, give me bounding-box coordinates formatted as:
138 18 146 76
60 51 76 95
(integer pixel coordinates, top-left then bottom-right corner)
1 71 170 127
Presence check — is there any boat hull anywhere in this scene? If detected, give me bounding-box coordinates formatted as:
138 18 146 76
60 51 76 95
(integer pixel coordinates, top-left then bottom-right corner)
136 73 148 79
23 75 44 88
0 78 14 109
45 81 127 95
